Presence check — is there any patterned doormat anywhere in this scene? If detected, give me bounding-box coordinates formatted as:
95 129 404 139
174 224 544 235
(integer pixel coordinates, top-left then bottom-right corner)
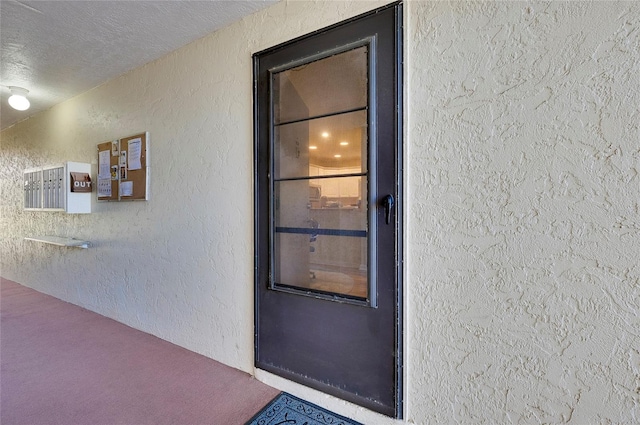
245 392 363 425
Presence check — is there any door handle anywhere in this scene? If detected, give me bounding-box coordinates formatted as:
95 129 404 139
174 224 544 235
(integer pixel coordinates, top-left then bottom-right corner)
383 194 394 225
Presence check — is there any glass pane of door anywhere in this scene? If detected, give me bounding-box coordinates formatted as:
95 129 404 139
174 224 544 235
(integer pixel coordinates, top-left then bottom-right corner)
274 178 368 298
274 110 367 180
273 46 368 124
271 44 370 302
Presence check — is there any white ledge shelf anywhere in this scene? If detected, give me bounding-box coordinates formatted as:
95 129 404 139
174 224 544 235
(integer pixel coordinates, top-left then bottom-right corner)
25 236 90 249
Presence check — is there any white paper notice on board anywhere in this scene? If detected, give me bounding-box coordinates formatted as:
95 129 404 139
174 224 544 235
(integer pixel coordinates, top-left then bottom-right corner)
128 138 142 170
120 181 133 197
99 150 110 178
98 178 111 197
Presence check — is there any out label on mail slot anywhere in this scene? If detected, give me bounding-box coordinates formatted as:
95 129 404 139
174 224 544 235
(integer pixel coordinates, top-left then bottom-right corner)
70 172 92 192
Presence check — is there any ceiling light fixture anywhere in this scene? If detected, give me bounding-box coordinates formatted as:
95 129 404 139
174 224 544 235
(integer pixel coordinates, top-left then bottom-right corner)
334 154 341 158
321 132 329 138
309 146 318 150
340 141 349 146
8 87 30 111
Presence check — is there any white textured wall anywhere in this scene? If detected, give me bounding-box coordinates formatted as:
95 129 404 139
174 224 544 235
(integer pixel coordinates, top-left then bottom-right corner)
1 1 639 424
407 1 640 423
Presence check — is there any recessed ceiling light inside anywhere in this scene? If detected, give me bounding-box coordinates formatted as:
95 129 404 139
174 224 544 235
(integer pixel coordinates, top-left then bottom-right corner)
340 141 349 146
8 87 30 111
309 146 318 150
334 154 341 158
321 132 330 138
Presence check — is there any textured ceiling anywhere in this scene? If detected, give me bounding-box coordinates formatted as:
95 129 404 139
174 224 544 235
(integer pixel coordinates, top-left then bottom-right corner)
0 0 277 130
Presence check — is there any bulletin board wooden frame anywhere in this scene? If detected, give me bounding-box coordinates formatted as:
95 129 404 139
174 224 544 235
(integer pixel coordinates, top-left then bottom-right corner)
97 132 149 201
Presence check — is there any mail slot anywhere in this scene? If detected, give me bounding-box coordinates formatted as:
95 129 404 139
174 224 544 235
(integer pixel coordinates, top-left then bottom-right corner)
70 172 92 193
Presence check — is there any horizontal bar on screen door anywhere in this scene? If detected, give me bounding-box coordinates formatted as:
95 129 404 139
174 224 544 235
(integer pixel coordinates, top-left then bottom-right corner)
275 227 367 238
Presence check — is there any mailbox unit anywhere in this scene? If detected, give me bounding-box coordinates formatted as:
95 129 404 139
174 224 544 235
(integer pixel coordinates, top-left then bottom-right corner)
24 162 91 214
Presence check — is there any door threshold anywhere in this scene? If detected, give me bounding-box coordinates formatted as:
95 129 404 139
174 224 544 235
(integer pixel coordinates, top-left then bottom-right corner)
254 368 404 424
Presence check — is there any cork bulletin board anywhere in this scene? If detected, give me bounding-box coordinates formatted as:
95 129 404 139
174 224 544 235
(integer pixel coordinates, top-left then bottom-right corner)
97 132 149 201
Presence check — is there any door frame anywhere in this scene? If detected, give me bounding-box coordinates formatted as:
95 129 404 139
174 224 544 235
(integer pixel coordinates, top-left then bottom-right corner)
253 2 404 418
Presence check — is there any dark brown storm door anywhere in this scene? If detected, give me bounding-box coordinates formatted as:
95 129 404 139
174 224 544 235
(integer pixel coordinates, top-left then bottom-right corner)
254 3 403 418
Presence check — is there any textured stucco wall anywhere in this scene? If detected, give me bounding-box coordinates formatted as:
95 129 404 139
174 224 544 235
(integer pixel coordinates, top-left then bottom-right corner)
407 1 640 423
1 1 639 424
